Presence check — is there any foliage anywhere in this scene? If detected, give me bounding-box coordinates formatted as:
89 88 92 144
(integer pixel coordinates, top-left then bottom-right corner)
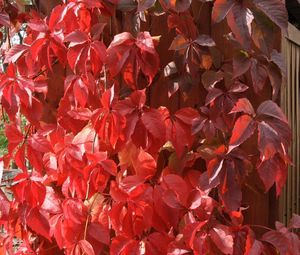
0 0 298 254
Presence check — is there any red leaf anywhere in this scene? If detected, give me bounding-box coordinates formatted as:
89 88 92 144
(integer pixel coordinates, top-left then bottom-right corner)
210 225 234 255
257 121 281 160
107 32 159 89
230 98 255 116
0 189 10 222
5 123 23 154
12 174 46 207
212 0 235 23
135 149 157 178
5 44 29 63
73 78 88 107
247 240 264 255
207 158 224 183
110 236 139 255
27 208 51 241
163 174 188 205
229 115 256 152
78 240 95 255
257 155 287 194
219 160 243 211
0 12 10 27
261 230 292 255
163 107 198 157
14 145 26 172
88 222 110 245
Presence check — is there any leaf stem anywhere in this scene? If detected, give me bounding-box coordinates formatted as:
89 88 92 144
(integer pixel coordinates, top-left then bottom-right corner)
250 224 273 232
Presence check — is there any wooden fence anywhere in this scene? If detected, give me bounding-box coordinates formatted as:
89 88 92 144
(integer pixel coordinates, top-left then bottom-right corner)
279 23 300 224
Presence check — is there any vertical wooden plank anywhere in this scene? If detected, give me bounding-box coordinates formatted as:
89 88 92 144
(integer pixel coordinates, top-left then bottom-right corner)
296 44 300 214
286 41 291 221
291 44 296 216
279 35 287 224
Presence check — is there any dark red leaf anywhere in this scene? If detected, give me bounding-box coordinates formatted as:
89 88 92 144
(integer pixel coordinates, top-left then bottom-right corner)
257 100 288 123
253 0 288 32
233 51 251 78
226 4 253 49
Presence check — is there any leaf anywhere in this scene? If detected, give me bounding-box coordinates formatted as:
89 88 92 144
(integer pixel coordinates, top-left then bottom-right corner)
270 50 286 76
212 0 235 23
0 189 10 222
251 12 275 55
110 236 139 255
4 44 29 63
169 35 189 51
219 160 242 211
0 12 10 27
233 51 251 78
163 107 199 157
230 98 255 116
257 100 288 123
207 158 224 183
226 5 253 49
205 88 223 105
134 149 157 178
288 214 300 229
252 0 288 32
163 174 188 204
159 0 192 12
73 77 88 107
194 35 216 47
87 223 110 245
164 61 178 77
137 0 156 12
257 155 287 195
12 174 46 207
257 121 281 160
67 40 106 75
261 230 292 255
247 240 264 255
267 62 282 100
107 32 160 89
27 208 51 241
201 70 223 89
229 115 256 152
250 59 268 93
210 225 234 255
78 240 95 255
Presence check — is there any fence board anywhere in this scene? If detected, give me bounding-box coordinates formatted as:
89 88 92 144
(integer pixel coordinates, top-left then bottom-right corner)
279 23 300 225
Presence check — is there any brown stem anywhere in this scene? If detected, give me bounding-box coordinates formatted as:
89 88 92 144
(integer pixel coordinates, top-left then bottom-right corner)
83 193 100 240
